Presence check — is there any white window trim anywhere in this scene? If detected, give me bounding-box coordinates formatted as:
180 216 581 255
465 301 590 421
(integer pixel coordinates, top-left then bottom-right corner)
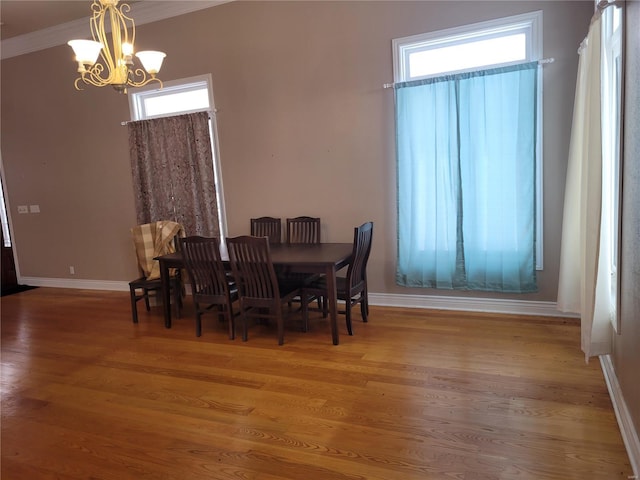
392 11 543 82
600 4 624 333
129 74 215 121
0 162 12 247
392 11 544 270
128 74 228 239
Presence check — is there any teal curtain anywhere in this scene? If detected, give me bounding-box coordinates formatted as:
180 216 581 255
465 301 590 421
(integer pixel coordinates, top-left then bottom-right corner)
396 62 538 293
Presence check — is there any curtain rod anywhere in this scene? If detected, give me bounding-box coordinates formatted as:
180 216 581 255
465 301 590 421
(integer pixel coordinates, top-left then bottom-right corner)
382 57 555 89
120 109 215 126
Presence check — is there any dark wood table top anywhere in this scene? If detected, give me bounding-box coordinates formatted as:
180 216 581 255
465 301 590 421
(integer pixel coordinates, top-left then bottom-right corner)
268 243 353 267
156 242 353 268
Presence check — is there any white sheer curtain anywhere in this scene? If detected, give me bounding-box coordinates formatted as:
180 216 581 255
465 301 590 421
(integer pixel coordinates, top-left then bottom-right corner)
557 14 613 360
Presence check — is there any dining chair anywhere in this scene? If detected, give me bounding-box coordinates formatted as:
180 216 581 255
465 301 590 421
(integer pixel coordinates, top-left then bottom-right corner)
129 220 184 324
284 216 323 319
302 221 373 335
286 216 321 244
250 217 282 244
180 236 239 339
226 235 303 345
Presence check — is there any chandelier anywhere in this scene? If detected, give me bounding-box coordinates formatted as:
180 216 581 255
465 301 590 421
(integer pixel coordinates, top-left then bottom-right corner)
68 0 166 93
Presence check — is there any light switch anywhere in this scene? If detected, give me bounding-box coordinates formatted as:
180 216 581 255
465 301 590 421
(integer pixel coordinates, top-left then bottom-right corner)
17 205 28 214
29 205 40 213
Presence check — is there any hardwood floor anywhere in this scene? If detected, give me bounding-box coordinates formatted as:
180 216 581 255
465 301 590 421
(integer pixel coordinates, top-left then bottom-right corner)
1 288 631 479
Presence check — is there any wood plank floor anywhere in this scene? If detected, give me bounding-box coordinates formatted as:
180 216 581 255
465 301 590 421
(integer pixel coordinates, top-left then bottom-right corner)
1 288 632 479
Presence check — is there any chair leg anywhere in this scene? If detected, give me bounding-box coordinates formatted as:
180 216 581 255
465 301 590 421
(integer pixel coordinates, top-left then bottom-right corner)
300 293 309 332
345 299 353 336
130 287 139 324
228 307 235 340
241 308 249 342
174 294 180 320
195 304 202 337
360 295 368 322
171 281 181 320
143 288 151 311
363 286 369 319
276 310 284 345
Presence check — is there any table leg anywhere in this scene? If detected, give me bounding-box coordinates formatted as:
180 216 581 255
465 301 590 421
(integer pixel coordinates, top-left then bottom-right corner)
159 260 172 329
325 264 339 345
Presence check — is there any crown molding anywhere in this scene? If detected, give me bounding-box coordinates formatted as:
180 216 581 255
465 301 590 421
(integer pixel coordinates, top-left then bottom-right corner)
1 1 231 60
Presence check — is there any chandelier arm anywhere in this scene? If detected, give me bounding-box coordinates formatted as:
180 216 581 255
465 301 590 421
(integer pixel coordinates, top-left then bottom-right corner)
118 3 135 47
128 67 150 86
127 70 163 89
73 77 86 91
78 74 108 89
83 64 113 88
129 76 164 90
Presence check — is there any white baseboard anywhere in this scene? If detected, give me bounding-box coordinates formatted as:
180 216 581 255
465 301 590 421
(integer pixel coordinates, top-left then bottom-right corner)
369 292 578 318
600 355 640 479
19 277 130 292
19 277 576 318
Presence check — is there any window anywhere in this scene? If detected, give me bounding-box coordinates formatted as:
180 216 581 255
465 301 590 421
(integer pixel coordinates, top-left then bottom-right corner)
393 12 542 292
601 4 623 331
0 175 10 247
130 80 212 121
393 12 541 81
129 75 227 238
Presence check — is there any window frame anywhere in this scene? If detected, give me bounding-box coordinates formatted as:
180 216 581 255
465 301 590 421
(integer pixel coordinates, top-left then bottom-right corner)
392 11 544 270
0 173 11 247
392 11 543 82
600 4 624 332
128 74 228 239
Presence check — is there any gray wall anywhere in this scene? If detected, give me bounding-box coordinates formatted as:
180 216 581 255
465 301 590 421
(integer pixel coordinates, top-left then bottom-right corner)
1 1 592 304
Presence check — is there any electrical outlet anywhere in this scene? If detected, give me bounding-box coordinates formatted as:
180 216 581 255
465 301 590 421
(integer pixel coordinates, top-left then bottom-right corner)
17 205 28 214
29 204 40 213
69 266 75 275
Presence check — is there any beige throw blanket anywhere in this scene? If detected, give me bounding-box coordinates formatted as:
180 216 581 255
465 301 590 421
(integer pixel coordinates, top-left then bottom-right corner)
131 221 184 280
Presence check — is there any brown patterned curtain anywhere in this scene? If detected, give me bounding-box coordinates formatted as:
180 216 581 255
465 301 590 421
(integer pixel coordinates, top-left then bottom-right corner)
127 111 219 237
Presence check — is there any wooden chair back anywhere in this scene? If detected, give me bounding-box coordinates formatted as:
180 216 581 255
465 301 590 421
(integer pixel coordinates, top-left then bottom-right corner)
346 221 374 294
250 217 282 244
180 236 229 301
286 216 321 244
180 236 237 338
226 235 281 307
227 235 301 344
298 221 374 335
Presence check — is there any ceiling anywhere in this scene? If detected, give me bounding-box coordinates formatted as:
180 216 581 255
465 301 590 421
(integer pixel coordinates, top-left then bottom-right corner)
0 1 100 41
0 1 229 59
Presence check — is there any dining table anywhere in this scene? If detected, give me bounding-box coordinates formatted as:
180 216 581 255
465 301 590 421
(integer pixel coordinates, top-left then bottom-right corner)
155 242 354 345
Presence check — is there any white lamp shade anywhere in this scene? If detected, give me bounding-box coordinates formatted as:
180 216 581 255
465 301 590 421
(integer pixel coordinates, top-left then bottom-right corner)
122 42 134 56
68 39 102 65
136 51 166 74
